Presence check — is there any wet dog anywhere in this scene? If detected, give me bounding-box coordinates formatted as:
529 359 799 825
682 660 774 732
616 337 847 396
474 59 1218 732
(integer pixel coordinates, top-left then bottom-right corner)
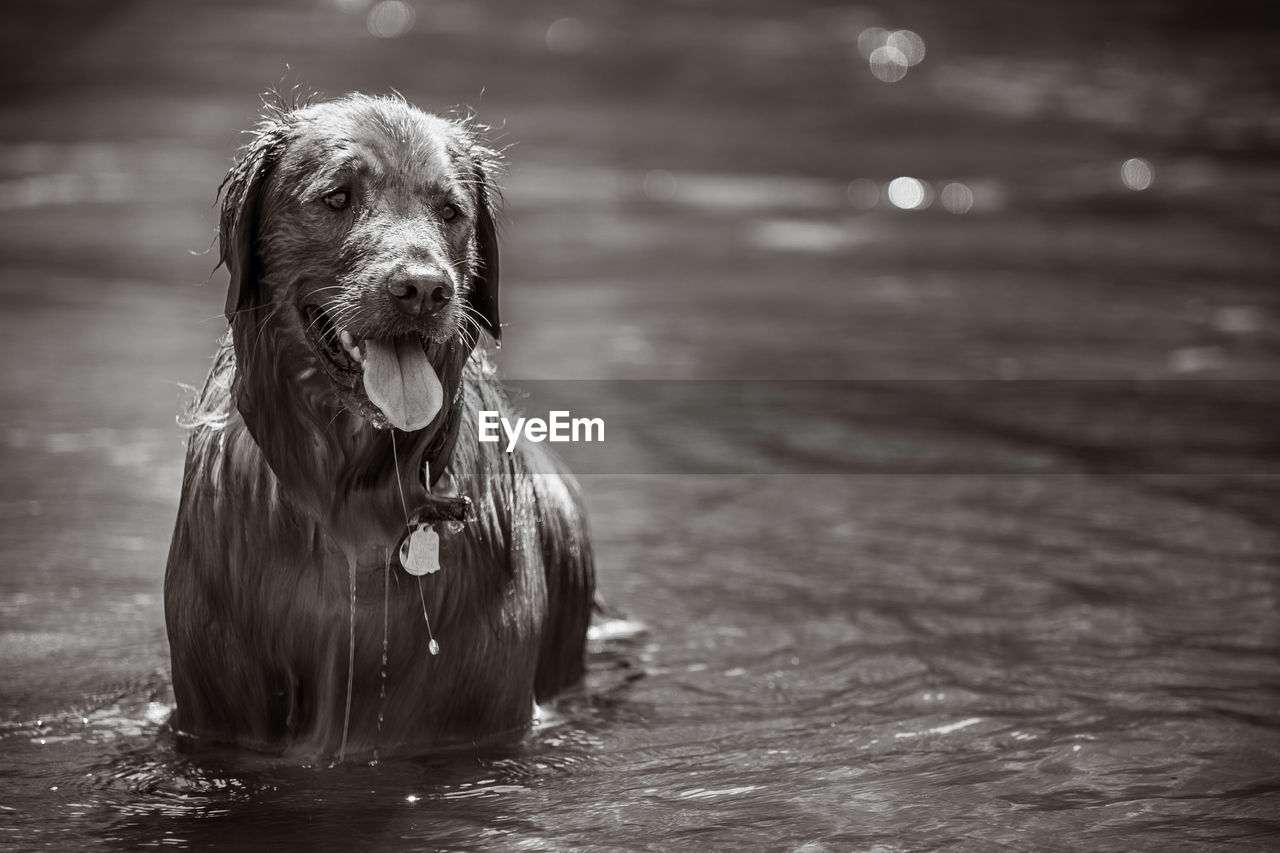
164 94 594 758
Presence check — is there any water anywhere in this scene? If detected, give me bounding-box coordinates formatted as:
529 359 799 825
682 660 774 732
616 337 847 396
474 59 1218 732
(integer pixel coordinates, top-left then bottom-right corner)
338 556 359 765
376 552 390 765
2 0 1279 849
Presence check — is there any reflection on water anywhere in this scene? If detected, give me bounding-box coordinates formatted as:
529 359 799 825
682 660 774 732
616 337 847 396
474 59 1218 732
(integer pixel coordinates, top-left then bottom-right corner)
1 0 1278 849
2 625 650 850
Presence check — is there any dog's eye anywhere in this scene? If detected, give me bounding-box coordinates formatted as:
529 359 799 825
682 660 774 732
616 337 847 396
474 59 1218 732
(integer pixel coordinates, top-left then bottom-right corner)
441 203 458 221
323 190 350 211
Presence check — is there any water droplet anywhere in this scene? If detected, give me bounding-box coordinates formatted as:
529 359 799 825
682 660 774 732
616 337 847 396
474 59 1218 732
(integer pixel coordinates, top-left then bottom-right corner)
337 558 359 763
429 639 440 655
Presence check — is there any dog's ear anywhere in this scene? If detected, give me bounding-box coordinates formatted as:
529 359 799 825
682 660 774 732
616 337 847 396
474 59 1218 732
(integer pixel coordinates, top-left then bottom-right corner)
467 145 502 343
219 120 288 322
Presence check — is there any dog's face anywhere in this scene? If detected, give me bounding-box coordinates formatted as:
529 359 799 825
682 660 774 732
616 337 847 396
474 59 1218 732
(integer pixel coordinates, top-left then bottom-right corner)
220 95 500 433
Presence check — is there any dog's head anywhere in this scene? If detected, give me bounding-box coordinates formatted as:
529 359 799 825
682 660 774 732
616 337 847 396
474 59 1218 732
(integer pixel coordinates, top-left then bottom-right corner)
219 94 501 435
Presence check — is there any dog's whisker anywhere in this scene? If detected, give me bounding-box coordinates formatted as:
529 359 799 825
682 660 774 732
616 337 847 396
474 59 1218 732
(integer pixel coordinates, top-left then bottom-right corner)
455 305 488 347
455 323 477 352
458 323 480 350
225 303 268 320
301 284 349 303
326 306 362 331
303 309 339 341
304 305 344 335
322 406 347 433
248 302 286 355
303 301 364 344
452 303 482 337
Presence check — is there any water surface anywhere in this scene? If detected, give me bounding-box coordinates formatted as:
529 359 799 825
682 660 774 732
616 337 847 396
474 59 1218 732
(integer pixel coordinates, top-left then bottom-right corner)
2 1 1278 849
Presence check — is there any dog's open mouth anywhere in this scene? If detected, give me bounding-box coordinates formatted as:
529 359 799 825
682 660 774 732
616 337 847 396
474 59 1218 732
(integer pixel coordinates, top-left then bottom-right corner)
303 304 360 373
303 303 444 432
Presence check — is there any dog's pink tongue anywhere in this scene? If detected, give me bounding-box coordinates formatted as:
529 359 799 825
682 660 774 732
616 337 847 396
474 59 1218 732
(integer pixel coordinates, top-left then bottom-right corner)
361 337 443 431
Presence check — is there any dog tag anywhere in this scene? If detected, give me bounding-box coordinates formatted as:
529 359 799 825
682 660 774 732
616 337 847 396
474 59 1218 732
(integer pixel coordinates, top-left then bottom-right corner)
399 524 441 576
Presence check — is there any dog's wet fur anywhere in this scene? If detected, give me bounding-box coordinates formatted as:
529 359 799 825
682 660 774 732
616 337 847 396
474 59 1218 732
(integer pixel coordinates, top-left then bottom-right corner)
165 94 594 758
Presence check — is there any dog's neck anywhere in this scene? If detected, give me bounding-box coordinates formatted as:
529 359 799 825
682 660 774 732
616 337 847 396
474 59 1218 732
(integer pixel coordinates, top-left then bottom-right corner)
228 315 472 554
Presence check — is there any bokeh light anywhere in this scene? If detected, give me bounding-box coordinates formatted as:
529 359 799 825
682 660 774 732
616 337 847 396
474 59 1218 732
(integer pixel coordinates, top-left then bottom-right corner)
546 17 589 53
886 177 928 210
890 175 942 208
642 169 678 202
859 26 925 81
939 182 974 214
1121 157 1154 191
857 27 889 60
366 0 414 38
919 181 935 209
847 178 880 210
869 46 909 83
886 30 926 66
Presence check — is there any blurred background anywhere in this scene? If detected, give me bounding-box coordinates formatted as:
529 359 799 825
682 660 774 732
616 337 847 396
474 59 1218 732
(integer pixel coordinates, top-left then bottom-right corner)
1 1 1278 850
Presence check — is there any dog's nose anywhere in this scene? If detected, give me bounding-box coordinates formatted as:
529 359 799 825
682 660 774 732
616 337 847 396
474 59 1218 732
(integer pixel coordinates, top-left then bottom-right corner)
386 274 453 316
